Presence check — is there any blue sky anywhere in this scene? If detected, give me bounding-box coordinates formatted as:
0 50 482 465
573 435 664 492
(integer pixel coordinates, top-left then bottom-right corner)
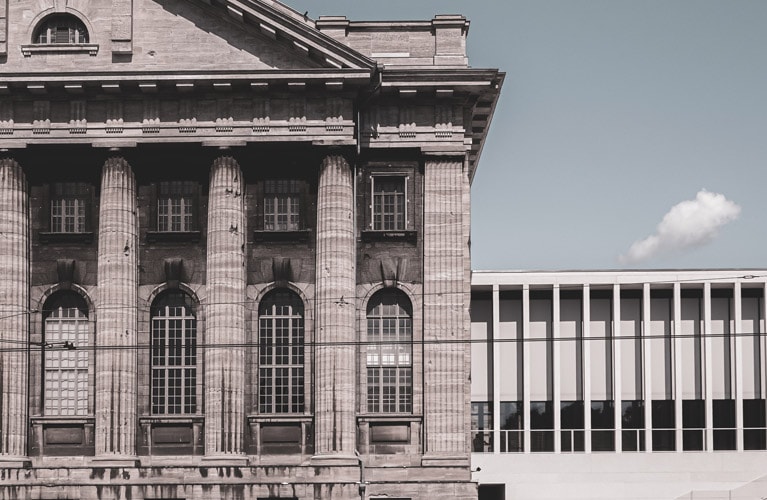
284 0 767 271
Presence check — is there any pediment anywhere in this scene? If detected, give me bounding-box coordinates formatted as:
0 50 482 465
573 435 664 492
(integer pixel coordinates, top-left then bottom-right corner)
132 0 375 72
3 0 374 74
184 0 376 70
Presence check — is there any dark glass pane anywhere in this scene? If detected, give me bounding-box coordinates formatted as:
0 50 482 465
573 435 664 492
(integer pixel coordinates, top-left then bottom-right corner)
591 400 614 429
530 430 554 452
682 400 705 429
744 399 766 428
622 429 645 451
683 430 704 451
500 401 523 430
713 430 736 450
591 430 615 451
561 401 584 430
530 401 553 429
621 400 644 429
561 430 584 452
713 399 736 428
652 400 675 428
744 429 766 450
652 430 676 451
500 430 524 453
651 400 676 451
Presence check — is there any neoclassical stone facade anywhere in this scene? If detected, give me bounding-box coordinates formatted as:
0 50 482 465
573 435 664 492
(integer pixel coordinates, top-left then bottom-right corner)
0 1 502 499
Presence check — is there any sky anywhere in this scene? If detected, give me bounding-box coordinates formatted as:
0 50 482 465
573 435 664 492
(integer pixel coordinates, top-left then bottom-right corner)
284 0 767 271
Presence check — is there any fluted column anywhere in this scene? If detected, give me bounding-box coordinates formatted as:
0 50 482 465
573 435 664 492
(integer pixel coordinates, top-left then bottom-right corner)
95 157 138 458
0 159 29 461
314 154 356 456
205 156 246 457
423 156 470 458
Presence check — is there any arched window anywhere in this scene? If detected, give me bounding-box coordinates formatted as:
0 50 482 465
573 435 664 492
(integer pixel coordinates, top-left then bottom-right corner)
151 291 197 415
258 290 304 414
43 292 89 416
366 290 412 413
34 14 89 44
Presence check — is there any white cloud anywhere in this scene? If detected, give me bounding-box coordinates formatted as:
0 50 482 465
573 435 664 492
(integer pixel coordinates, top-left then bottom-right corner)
619 190 741 264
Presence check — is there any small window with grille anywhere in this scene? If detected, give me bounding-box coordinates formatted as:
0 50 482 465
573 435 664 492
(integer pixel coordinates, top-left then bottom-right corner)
157 182 197 233
50 183 89 234
34 14 89 44
263 180 301 231
371 176 407 231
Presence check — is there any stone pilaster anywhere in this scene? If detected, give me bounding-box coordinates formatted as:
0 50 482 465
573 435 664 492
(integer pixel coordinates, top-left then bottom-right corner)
314 154 356 456
205 156 246 458
0 159 29 461
95 157 138 458
423 156 470 459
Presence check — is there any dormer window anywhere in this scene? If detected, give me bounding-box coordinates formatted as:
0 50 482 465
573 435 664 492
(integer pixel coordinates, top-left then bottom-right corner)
34 14 89 45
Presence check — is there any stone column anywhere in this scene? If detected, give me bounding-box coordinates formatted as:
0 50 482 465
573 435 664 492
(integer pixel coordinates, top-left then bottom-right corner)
422 156 470 461
204 156 246 459
0 159 29 462
95 157 138 459
314 154 356 457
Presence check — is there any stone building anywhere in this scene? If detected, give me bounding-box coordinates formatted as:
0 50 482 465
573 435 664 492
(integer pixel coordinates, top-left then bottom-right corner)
0 1 503 499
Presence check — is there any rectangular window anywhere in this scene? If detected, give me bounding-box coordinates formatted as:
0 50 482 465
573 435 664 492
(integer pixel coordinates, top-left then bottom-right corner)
371 176 406 231
591 400 615 451
44 307 89 416
50 183 89 233
471 401 493 452
264 180 301 231
258 292 305 414
151 303 197 415
366 293 412 414
561 401 584 452
744 399 766 450
621 400 645 451
500 401 523 452
652 400 676 451
157 182 197 232
682 399 705 451
530 401 554 452
713 399 736 450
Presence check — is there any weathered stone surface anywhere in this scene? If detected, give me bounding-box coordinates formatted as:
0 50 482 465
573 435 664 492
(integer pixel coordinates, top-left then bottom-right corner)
0 1 501 498
205 156 246 456
423 156 471 455
95 157 138 457
314 154 356 455
0 159 29 459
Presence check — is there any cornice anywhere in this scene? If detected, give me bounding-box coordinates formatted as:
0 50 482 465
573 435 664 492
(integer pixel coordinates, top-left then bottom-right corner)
191 0 376 70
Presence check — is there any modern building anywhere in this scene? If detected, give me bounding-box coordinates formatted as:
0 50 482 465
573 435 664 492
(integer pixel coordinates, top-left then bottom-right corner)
471 270 767 500
0 1 503 498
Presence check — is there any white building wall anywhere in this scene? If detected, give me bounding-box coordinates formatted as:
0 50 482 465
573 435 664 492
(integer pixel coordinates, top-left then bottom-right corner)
471 270 767 500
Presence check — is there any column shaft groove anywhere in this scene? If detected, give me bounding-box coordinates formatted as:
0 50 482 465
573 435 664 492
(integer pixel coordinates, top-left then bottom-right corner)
423 157 469 454
95 157 138 457
0 159 29 459
205 156 246 456
314 155 356 455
